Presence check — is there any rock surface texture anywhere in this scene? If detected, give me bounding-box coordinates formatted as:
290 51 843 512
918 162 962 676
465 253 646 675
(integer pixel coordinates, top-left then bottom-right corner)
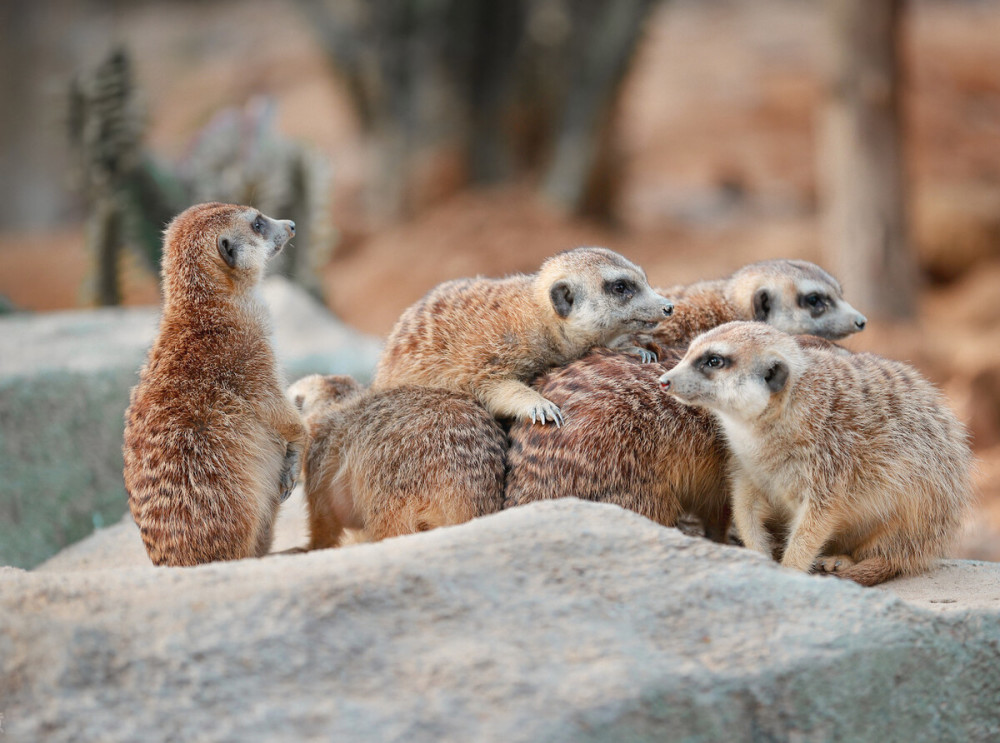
0 278 381 568
3 499 999 742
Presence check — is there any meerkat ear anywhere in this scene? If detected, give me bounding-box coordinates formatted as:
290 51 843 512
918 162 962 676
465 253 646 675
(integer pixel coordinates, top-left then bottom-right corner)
763 359 789 393
550 280 574 318
753 288 771 321
217 236 239 268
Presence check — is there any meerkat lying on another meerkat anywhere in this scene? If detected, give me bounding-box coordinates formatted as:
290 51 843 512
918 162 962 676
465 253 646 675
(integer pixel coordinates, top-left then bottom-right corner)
287 374 507 547
124 202 306 566
617 258 867 355
658 321 973 586
371 247 673 426
505 260 864 540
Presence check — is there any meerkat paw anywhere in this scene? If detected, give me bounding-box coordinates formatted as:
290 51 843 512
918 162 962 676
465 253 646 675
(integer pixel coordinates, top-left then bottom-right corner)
279 446 301 502
527 399 564 427
625 346 658 364
813 554 856 575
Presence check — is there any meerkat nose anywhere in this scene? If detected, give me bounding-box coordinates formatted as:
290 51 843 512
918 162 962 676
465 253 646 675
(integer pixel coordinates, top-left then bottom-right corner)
662 302 674 317
659 379 671 390
288 221 296 235
855 315 867 330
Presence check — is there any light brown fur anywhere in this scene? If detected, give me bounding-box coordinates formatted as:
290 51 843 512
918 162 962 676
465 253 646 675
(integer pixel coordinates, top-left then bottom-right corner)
505 348 732 538
506 260 862 540
660 322 974 586
288 375 507 547
371 247 673 425
123 202 305 567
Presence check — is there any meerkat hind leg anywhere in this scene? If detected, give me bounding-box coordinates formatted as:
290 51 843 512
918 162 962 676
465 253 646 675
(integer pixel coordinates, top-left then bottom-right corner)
815 554 899 587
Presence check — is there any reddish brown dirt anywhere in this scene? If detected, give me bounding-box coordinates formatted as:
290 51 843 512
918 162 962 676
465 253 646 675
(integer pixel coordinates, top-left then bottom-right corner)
1 0 998 559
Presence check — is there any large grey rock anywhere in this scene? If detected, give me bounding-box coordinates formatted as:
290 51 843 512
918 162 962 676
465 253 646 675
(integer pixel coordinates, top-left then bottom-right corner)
0 278 382 568
3 499 999 742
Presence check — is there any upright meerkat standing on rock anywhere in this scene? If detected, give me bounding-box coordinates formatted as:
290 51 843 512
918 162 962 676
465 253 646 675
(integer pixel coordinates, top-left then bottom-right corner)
123 202 306 567
287 375 507 547
505 260 866 539
371 247 674 425
659 322 973 586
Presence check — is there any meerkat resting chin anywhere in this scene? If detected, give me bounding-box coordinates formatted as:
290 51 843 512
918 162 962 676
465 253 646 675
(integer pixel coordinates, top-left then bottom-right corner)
615 258 868 355
287 374 506 547
659 321 973 586
505 259 865 541
370 246 673 426
123 202 306 567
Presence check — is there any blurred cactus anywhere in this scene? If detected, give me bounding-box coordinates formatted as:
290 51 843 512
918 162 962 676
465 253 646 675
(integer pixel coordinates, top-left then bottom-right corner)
68 47 144 306
180 98 335 301
68 48 335 305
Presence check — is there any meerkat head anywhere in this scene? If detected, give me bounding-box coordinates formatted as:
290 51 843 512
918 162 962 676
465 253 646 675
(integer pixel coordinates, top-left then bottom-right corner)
658 321 803 422
726 259 867 340
161 202 296 299
536 247 673 346
287 374 364 420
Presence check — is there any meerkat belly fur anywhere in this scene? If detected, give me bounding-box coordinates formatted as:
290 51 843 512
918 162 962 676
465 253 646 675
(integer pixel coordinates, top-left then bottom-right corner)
123 202 306 567
371 247 673 425
288 375 507 547
659 321 973 586
506 260 864 540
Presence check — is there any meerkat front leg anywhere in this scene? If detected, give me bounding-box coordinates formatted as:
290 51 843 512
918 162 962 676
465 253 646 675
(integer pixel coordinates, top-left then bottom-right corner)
780 499 837 573
279 443 301 502
731 478 774 558
478 379 564 426
273 407 308 501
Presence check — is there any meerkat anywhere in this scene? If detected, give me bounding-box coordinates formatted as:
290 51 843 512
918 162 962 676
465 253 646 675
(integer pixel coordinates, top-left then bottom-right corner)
123 202 306 567
658 321 973 586
370 247 674 426
287 374 507 547
617 259 868 355
505 260 863 540
505 347 733 538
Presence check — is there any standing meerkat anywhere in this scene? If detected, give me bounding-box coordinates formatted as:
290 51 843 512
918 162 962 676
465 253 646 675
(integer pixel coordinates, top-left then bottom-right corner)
659 322 973 586
123 202 306 567
505 260 863 540
371 247 674 425
287 375 507 547
619 259 867 355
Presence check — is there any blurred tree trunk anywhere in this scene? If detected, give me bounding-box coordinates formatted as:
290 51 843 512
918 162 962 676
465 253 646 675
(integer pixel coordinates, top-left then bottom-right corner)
819 0 916 319
296 0 659 222
542 0 655 218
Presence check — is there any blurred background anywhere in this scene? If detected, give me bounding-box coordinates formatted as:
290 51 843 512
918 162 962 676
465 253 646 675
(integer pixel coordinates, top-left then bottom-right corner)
1 0 999 558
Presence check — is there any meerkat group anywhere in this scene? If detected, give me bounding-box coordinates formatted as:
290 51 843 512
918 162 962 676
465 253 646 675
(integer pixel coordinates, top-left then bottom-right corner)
124 206 972 586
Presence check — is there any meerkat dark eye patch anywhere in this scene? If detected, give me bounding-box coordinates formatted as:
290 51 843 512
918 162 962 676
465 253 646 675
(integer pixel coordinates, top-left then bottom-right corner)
252 214 267 236
603 278 638 301
753 289 771 321
764 360 789 393
550 280 574 318
698 353 728 373
217 236 239 268
798 292 829 317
